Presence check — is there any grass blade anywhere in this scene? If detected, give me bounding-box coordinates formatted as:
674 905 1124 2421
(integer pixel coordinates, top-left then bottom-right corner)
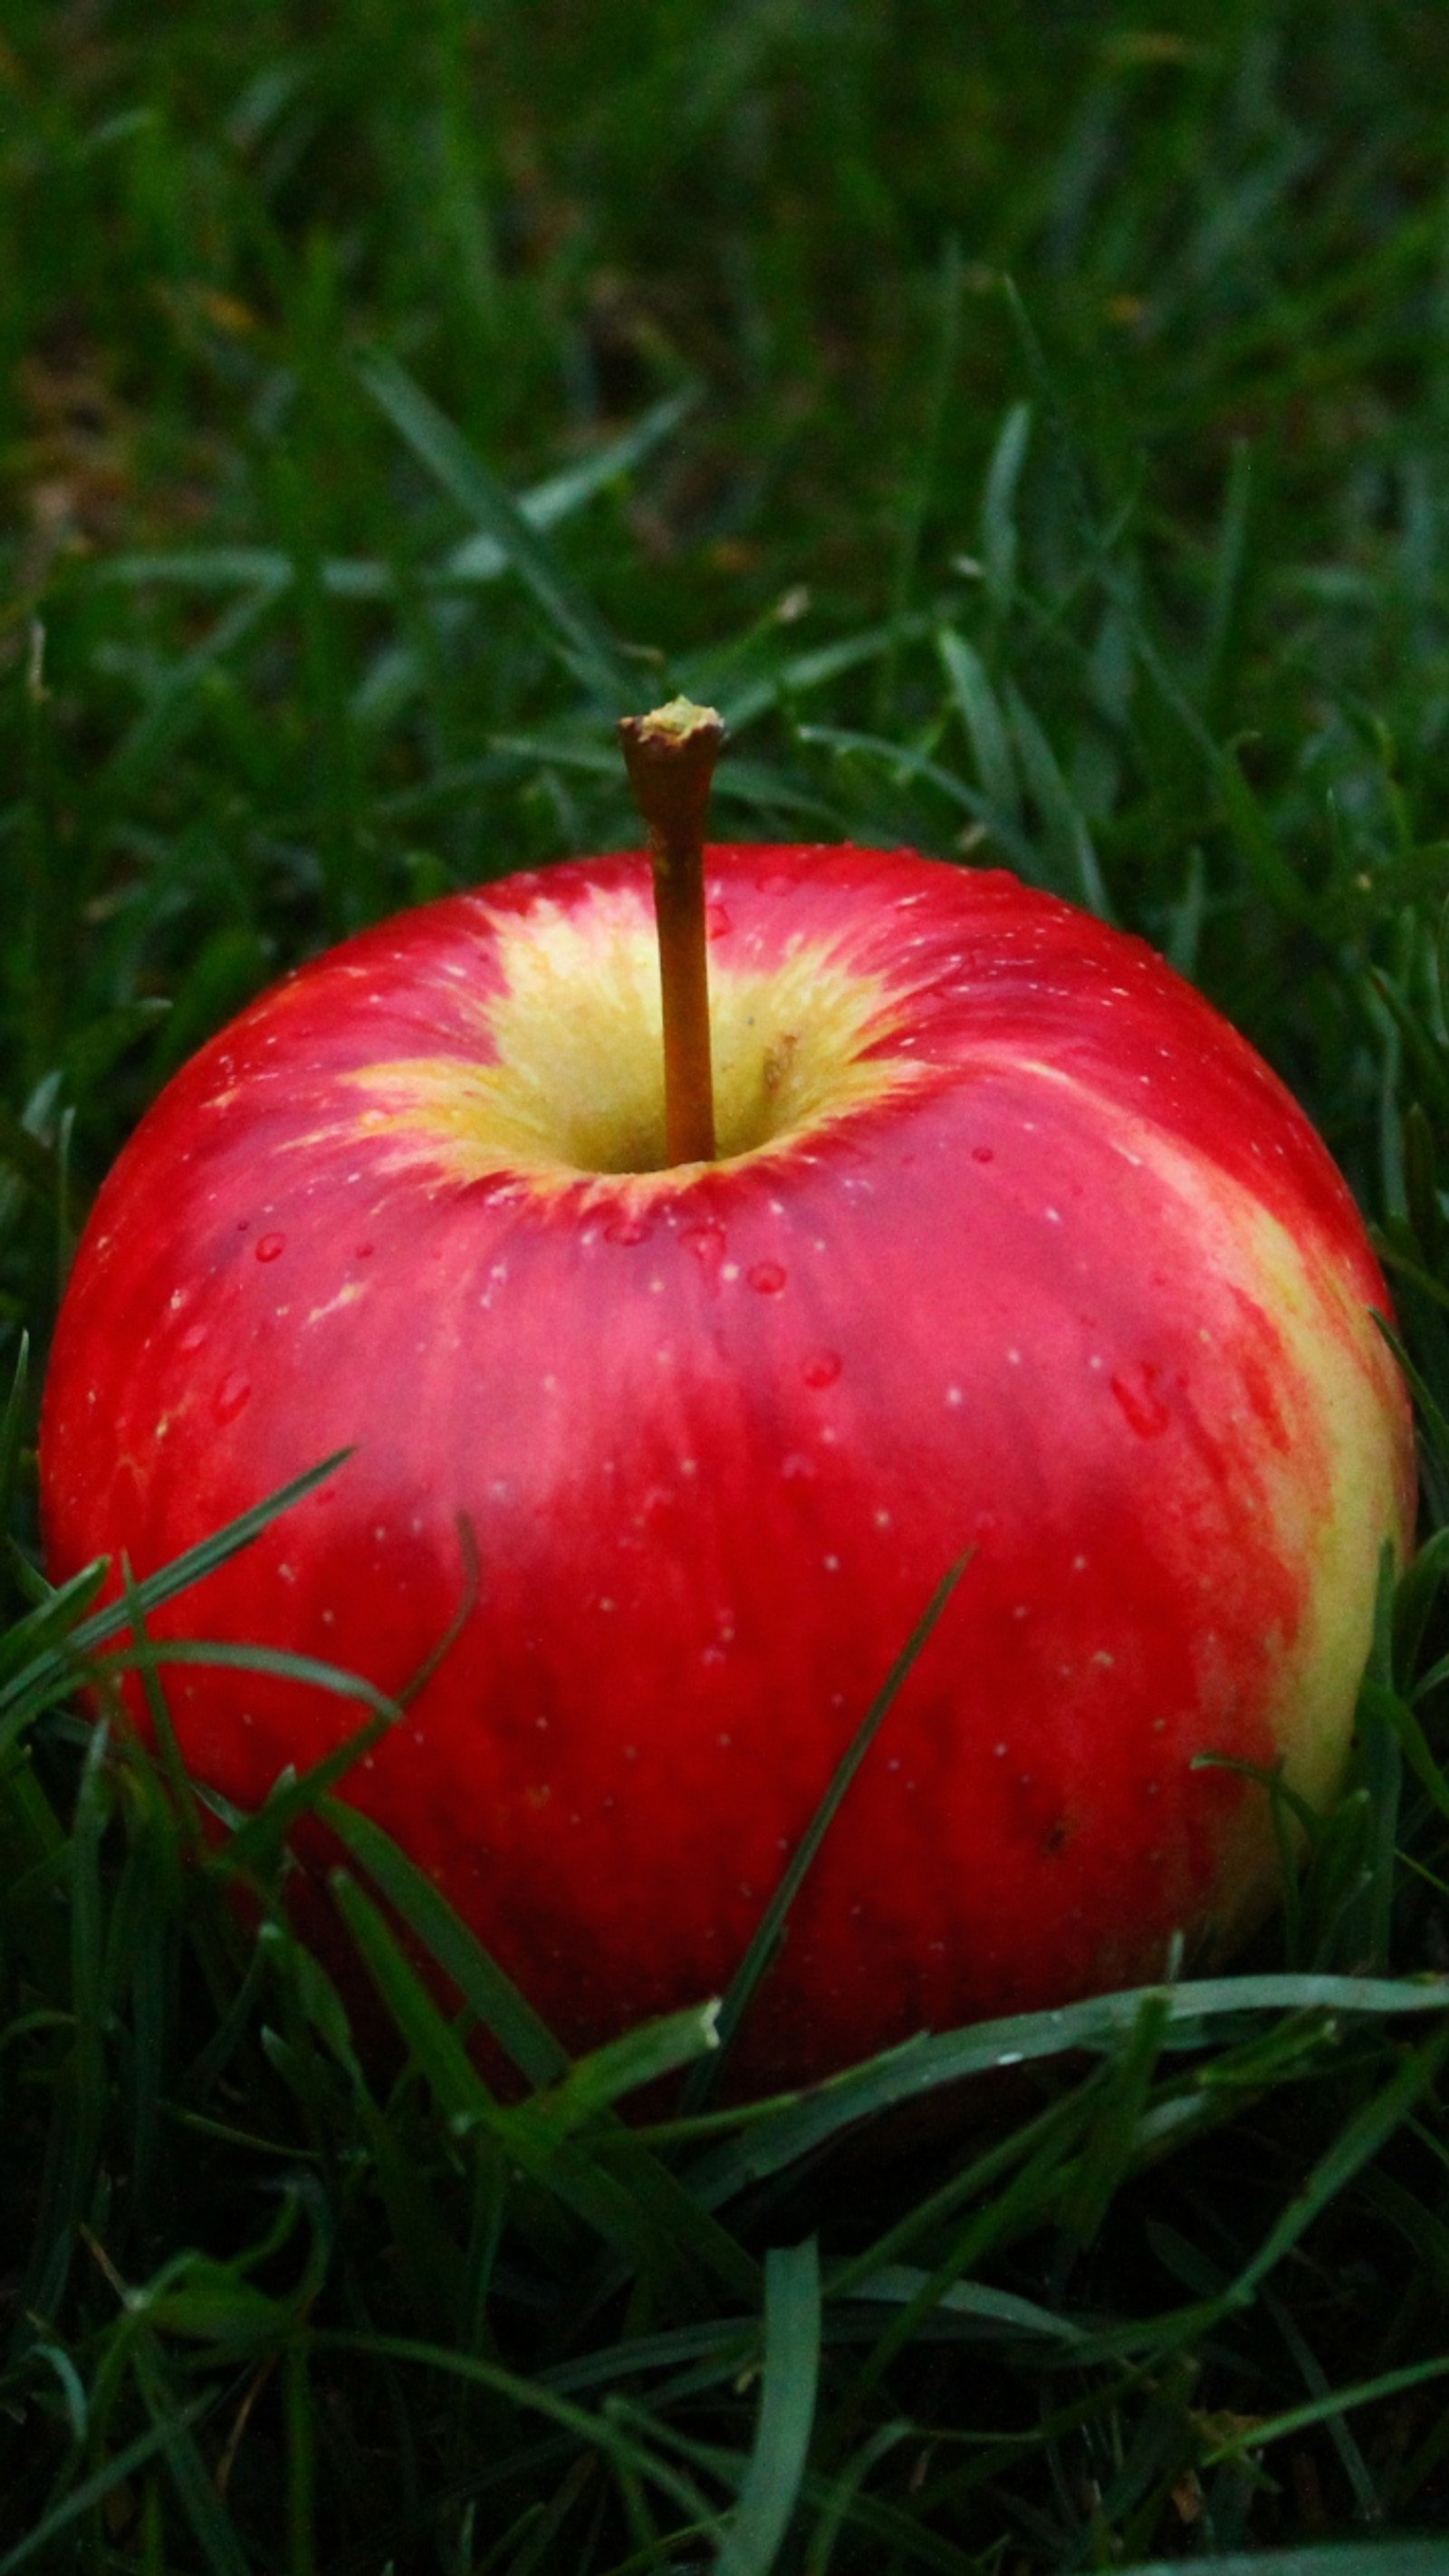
0 2401 213 2576
938 627 1022 829
320 1793 568 2087
1233 2016 1449 2302
0 1451 354 1743
359 350 635 705
680 1554 970 2111
717 2240 821 2576
686 1975 1449 2207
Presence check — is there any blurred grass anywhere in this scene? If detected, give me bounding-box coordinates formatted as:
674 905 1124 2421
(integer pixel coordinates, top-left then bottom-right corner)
5 0 1449 2566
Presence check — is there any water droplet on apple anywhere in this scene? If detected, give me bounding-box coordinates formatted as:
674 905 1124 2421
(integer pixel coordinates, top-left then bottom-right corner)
753 868 797 896
748 1259 787 1293
781 1450 817 1481
705 902 732 939
605 1211 652 1247
679 1221 726 1275
255 1231 286 1263
802 1350 841 1389
178 1322 207 1354
215 1370 251 1424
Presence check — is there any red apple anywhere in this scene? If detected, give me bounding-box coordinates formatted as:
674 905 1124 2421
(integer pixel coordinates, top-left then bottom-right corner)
39 823 1415 2092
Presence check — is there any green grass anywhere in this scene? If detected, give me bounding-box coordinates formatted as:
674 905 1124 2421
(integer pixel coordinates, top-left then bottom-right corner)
5 0 1449 2565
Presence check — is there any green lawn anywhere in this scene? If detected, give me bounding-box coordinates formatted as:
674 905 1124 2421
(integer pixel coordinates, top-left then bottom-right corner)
5 2 1449 2567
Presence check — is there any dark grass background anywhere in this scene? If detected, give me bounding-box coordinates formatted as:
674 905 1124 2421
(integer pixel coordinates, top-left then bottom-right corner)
5 2 1449 2568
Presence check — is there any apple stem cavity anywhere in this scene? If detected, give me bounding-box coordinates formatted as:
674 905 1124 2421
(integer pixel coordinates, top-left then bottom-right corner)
618 696 727 1167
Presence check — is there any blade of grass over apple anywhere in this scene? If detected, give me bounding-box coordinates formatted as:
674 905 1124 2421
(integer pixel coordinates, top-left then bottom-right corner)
681 1975 1449 2208
197 1702 404 1888
331 1867 706 2285
22 1452 353 1667
55 1631 410 1908
328 1867 762 2312
322 1799 763 2302
0 1450 355 1753
520 2003 723 2137
681 1555 971 2114
94 1636 399 1721
122 1534 476 1887
0 1562 110 1719
321 1795 569 2086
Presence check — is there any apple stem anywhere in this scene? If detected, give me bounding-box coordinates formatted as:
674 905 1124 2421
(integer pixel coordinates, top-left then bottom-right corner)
618 696 726 1167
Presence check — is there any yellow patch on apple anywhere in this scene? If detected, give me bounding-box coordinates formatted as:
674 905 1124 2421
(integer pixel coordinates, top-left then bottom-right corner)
331 879 929 1191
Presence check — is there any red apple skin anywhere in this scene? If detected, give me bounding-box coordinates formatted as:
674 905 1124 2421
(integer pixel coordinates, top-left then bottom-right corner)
40 846 1415 2093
